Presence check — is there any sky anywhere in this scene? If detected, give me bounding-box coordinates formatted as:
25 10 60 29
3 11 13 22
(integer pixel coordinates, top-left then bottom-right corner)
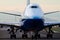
0 0 60 13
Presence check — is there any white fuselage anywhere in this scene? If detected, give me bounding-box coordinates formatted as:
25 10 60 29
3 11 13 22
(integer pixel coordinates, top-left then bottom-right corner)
24 4 44 19
21 4 44 31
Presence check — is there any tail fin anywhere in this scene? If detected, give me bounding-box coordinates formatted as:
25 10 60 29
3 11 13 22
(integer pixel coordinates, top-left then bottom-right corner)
27 0 30 6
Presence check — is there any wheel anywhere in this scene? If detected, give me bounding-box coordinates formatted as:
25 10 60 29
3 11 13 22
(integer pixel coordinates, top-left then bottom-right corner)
22 34 28 38
37 34 40 38
10 35 13 39
47 33 53 39
33 34 40 39
10 34 16 39
32 35 34 39
13 34 16 39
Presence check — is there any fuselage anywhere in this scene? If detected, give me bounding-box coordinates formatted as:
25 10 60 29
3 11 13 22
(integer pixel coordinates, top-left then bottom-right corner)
24 4 44 19
21 4 44 31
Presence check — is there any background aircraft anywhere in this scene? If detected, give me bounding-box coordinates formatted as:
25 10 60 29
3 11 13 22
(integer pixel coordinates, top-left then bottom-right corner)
0 0 60 39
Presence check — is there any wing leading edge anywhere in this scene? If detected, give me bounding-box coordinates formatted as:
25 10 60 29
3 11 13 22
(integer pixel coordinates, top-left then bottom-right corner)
44 11 60 27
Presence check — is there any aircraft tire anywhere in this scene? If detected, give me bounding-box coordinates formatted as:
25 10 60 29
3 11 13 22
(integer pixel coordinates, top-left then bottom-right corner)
10 35 13 39
32 34 40 39
13 34 16 39
10 34 16 39
22 34 28 38
47 33 53 39
37 34 41 38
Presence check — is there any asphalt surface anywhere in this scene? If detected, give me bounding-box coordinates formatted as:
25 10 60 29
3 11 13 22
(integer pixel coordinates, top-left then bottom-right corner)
0 27 60 40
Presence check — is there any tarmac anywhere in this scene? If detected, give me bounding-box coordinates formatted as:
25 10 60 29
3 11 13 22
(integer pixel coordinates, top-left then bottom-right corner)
0 27 60 40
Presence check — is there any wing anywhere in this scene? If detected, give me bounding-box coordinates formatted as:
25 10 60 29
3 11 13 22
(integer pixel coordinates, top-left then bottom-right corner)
0 12 21 16
0 23 20 28
0 12 22 28
44 11 60 27
44 11 60 15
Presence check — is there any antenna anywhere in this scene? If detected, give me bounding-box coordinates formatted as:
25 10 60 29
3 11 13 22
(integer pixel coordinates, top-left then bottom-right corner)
27 0 30 6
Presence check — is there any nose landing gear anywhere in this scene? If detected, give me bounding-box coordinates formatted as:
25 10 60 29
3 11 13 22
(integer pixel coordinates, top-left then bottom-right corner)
32 34 40 39
32 31 41 39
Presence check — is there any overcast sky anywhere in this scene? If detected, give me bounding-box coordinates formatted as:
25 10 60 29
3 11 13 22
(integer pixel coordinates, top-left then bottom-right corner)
0 0 60 13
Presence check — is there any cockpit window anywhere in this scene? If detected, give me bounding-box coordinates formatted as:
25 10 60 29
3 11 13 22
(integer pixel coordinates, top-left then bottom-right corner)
31 6 38 8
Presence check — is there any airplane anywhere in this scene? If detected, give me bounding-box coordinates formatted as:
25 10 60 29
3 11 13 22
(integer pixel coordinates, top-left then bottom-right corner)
0 0 60 39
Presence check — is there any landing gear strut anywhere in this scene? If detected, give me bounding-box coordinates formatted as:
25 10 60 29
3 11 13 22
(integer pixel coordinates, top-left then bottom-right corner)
47 27 53 38
9 27 16 39
22 31 28 38
10 34 16 39
32 31 40 39
47 33 53 38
